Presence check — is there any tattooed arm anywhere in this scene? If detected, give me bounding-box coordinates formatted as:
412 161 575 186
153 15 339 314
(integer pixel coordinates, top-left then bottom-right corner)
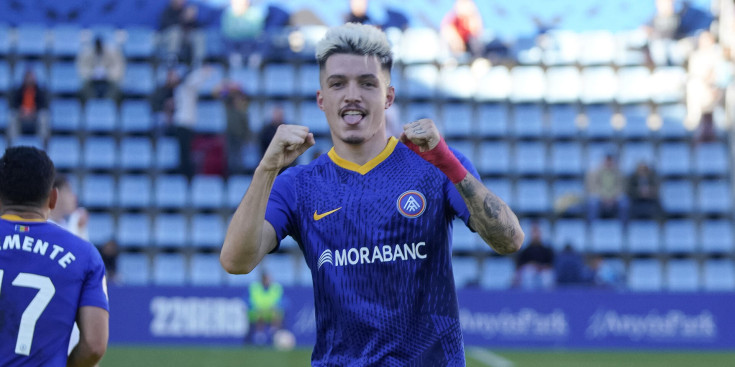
455 173 524 254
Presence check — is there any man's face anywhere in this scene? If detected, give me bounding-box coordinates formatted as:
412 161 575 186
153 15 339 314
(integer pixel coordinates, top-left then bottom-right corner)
317 54 394 146
56 184 78 216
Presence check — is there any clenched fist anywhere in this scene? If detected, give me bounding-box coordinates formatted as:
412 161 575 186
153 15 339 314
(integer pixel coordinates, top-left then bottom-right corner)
260 124 315 171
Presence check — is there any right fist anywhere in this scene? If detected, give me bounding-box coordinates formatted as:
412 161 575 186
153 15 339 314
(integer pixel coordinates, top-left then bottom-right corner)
260 124 315 171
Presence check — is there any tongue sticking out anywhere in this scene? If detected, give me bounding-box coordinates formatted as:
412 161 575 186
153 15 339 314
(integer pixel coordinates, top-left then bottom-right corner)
343 114 363 124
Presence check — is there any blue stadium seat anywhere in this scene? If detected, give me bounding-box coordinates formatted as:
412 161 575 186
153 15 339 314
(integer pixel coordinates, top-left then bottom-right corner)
83 136 118 171
551 142 583 176
514 141 547 176
439 65 475 100
552 179 585 215
0 25 9 56
666 259 700 292
657 142 691 177
578 31 615 66
203 27 225 60
620 104 652 140
47 136 82 170
701 220 734 254
509 66 545 103
584 104 616 140
0 61 9 92
81 174 116 208
650 66 686 104
13 62 47 86
191 214 226 249
452 219 478 252
263 63 296 97
452 257 479 289
117 213 152 248
511 103 545 139
477 103 509 138
118 174 152 210
50 98 82 132
84 99 117 132
154 214 188 248
297 63 320 98
615 67 651 104
260 254 296 286
396 27 442 64
515 179 550 214
123 26 155 59
478 142 510 176
661 180 695 215
190 254 225 286
10 135 44 149
120 99 153 133
153 254 187 286
195 100 226 133
300 101 330 136
121 63 155 96
694 142 729 177
545 66 580 103
627 259 663 291
118 253 150 285
228 66 260 96
87 212 115 246
542 30 580 66
197 64 225 97
480 257 515 289
120 137 153 172
49 62 81 95
0 135 5 153
614 31 648 66
191 175 225 209
620 142 655 173
483 179 513 208
403 64 438 100
657 104 688 140
580 67 617 104
626 220 661 254
442 103 473 138
698 180 732 215
548 104 581 138
663 219 697 254
448 141 474 162
154 174 189 209
279 235 299 252
15 24 47 57
226 175 252 208
475 66 511 102
155 137 180 171
403 102 438 123
50 24 82 58
703 260 735 291
552 219 587 252
590 220 624 253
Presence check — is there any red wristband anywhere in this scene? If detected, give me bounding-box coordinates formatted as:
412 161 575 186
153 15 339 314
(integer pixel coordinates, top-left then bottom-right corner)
404 138 468 184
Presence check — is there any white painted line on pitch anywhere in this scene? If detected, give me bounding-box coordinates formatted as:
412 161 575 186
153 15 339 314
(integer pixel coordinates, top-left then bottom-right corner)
468 347 515 367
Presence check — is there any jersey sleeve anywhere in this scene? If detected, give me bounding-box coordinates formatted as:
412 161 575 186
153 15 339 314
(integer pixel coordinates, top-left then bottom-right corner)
79 246 110 311
445 147 481 229
264 170 298 249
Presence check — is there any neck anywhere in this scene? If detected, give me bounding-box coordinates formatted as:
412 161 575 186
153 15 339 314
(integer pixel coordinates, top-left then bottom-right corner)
332 130 388 166
1 206 48 220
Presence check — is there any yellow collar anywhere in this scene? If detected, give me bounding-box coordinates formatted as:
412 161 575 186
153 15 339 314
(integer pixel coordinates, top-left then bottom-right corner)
1 214 46 222
328 137 398 175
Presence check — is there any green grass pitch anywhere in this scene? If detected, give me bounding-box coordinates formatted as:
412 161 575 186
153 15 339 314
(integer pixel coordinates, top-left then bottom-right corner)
101 346 735 367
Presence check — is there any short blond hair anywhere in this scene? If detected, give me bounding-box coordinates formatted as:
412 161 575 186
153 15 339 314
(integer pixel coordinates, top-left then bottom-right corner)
315 23 393 73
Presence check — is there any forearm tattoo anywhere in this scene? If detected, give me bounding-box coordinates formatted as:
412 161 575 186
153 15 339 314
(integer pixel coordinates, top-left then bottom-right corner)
456 176 522 254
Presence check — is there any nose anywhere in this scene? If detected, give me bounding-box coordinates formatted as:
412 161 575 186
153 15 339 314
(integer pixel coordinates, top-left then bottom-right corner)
344 81 361 103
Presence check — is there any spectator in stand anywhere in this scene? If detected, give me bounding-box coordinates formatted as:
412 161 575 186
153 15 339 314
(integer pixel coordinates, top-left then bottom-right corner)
588 255 624 289
247 271 284 345
440 0 485 61
586 153 628 223
687 30 728 137
9 69 49 144
221 0 267 68
345 0 373 25
554 242 592 286
627 161 662 219
76 37 125 102
258 105 287 159
513 222 555 290
49 175 89 241
159 0 205 66
214 81 251 176
151 68 181 133
99 239 120 284
173 65 213 179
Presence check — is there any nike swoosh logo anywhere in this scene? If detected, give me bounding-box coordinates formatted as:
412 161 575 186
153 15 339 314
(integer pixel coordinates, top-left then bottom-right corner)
313 207 342 221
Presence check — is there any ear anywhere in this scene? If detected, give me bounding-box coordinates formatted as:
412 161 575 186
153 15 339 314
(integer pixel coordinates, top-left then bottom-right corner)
316 90 325 111
385 85 395 109
48 187 58 211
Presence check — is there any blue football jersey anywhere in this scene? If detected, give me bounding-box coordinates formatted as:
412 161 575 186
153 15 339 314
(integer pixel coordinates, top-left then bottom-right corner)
266 137 480 367
0 215 109 367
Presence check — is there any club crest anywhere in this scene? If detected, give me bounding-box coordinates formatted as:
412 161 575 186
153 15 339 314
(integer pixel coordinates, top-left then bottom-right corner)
397 190 426 218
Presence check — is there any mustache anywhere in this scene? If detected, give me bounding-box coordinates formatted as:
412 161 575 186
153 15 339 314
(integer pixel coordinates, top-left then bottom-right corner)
339 104 367 115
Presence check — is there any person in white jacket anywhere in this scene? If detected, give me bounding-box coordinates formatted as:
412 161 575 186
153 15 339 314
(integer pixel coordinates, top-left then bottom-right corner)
172 65 213 178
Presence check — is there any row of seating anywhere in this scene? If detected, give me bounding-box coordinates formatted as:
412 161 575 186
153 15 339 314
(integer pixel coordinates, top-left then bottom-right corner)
115 251 735 292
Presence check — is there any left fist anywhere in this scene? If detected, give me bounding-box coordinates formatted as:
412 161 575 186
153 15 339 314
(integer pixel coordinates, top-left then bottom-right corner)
400 119 441 152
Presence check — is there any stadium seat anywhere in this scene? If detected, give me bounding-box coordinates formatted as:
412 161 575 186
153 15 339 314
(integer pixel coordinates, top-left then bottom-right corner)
396 27 442 64
118 174 153 209
81 174 116 208
698 180 732 215
120 137 153 172
50 98 82 132
87 212 115 246
480 257 515 289
123 26 155 59
542 30 580 66
403 64 438 100
0 135 5 153
229 66 260 96
195 100 226 133
197 64 225 96
620 142 655 173
442 103 473 138
50 24 82 58
120 99 153 133
154 174 189 209
191 214 226 249
650 66 686 103
13 62 47 86
545 66 581 103
404 102 438 124
477 142 510 176
155 137 180 171
154 214 188 248
666 259 700 291
452 257 480 289
259 254 297 286
694 142 729 177
118 253 150 285
627 259 663 291
483 179 514 209
509 66 545 103
626 220 661 254
515 179 550 214
153 254 187 286
448 141 474 162
477 103 509 138
551 142 583 176
589 220 624 253
47 136 82 170
452 219 478 252
656 103 688 140
580 67 617 104
300 101 330 136
703 260 735 291
511 103 545 139
513 141 547 176
49 62 81 95
584 104 616 140
552 219 587 252
620 104 652 140
121 63 155 96
0 60 10 92
297 63 320 98
190 254 225 286
10 135 44 149
84 99 118 132
226 175 252 208
191 175 225 209
700 220 734 254
263 63 296 97
117 213 152 248
657 142 691 177
0 25 9 57
475 66 511 102
578 31 615 66
279 236 299 252
15 24 47 57
613 30 648 66
548 104 581 139
615 67 651 104
551 179 585 216
83 136 118 171
663 220 697 254
661 180 695 215
439 65 475 100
